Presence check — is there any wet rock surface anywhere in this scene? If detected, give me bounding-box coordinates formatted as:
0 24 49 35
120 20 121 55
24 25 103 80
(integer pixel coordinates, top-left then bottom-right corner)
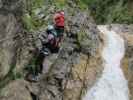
109 24 133 100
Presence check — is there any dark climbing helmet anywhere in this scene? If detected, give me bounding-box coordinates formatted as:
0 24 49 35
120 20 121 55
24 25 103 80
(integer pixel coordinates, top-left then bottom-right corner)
54 11 64 27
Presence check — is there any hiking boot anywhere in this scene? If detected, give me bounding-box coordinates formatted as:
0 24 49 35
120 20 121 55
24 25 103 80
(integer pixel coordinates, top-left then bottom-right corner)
31 75 39 82
40 48 50 56
26 74 40 82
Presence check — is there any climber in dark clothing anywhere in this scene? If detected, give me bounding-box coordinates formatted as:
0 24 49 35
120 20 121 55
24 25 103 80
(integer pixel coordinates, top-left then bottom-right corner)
45 28 64 52
28 11 64 82
45 11 64 54
39 11 64 55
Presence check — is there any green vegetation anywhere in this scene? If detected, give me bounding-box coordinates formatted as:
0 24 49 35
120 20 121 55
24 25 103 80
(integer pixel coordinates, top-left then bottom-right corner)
22 0 46 32
24 57 37 75
77 31 87 48
53 0 66 9
77 31 87 43
22 0 133 31
80 0 133 24
0 65 23 92
76 0 88 10
22 0 66 32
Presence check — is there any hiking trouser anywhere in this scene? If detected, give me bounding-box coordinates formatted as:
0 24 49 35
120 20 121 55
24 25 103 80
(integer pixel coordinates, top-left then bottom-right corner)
35 51 45 75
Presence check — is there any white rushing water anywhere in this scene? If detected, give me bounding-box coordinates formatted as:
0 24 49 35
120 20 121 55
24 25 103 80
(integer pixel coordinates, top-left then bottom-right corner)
83 25 129 100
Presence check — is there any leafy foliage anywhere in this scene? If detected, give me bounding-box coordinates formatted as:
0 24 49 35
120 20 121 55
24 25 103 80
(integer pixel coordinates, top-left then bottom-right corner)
22 0 66 32
81 0 133 24
53 0 66 9
22 0 45 32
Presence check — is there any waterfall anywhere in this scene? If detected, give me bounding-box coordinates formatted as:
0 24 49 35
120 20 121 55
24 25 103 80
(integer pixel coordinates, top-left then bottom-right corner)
83 25 129 100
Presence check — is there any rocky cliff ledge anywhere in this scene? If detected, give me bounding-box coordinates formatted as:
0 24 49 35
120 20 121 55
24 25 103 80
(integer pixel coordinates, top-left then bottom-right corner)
0 1 104 100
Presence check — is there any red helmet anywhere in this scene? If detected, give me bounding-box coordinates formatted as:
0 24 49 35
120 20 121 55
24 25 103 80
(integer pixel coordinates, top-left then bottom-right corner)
54 11 64 27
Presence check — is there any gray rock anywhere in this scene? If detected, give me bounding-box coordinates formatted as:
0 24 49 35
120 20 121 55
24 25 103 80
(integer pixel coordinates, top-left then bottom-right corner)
0 14 18 78
0 1 103 100
0 80 32 100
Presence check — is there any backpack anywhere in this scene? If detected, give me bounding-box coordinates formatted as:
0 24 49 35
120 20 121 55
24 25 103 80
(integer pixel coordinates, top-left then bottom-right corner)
47 25 57 37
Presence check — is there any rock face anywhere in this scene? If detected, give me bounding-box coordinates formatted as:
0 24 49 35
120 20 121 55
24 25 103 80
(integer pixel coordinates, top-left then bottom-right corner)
0 80 32 100
0 0 34 80
0 13 18 78
26 5 103 100
0 0 103 100
121 26 133 100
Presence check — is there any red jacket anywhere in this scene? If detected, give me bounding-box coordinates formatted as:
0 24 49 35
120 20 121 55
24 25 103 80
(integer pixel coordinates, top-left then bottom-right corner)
54 12 64 27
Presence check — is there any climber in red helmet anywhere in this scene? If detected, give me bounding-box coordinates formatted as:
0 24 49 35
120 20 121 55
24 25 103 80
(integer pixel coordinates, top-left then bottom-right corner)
44 11 65 53
28 11 65 82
